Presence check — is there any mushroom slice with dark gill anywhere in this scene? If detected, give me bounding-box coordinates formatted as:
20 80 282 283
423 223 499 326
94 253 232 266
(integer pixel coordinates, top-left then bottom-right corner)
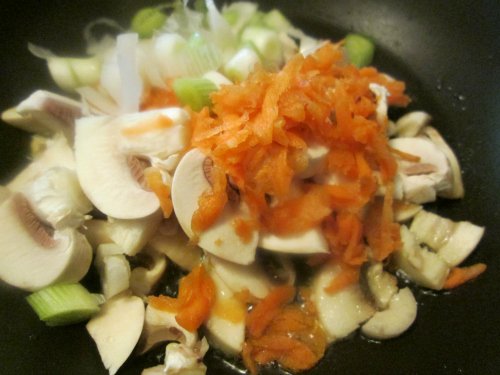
0 193 92 291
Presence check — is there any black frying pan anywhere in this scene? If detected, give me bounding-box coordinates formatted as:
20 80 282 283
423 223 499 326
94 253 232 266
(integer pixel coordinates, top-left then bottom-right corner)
1 1 499 374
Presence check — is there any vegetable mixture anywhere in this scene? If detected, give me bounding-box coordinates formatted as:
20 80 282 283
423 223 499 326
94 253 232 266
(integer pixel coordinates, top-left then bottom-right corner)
0 1 487 374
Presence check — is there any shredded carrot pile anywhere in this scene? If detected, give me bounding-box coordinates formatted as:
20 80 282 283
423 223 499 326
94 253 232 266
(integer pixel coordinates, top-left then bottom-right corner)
190 42 409 271
149 264 215 331
443 263 487 289
244 287 327 374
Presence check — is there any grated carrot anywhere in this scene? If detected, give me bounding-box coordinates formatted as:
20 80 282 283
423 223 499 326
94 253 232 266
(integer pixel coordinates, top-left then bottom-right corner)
144 167 173 218
246 285 295 339
190 41 409 275
191 163 228 234
244 288 326 373
324 262 360 293
390 146 421 163
148 264 215 331
443 263 487 289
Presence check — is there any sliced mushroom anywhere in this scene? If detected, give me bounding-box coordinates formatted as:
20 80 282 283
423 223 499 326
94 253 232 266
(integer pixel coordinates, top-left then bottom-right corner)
138 303 198 354
392 225 449 290
95 244 131 300
148 222 203 271
117 108 190 159
0 194 92 291
258 227 329 254
390 137 452 204
142 339 209 375
22 166 93 229
0 186 11 205
393 200 422 222
86 293 145 375
360 262 398 310
130 249 167 297
2 90 82 139
311 262 375 342
422 126 464 199
394 111 432 137
204 269 246 355
409 210 485 267
7 135 75 192
171 148 258 265
82 210 163 255
361 287 417 340
207 254 272 299
162 339 208 374
75 115 159 219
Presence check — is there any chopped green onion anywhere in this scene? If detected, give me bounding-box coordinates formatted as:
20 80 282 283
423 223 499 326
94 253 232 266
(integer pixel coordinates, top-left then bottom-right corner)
240 26 283 68
263 9 291 32
224 47 261 82
344 33 375 68
246 11 265 27
26 283 100 326
222 2 258 34
193 0 207 13
172 78 217 111
47 57 101 93
131 7 167 39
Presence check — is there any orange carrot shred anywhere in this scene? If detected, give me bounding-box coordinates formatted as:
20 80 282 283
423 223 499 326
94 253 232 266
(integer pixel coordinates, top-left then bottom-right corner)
246 285 295 339
443 263 487 289
189 41 409 273
324 263 360 294
121 114 174 137
148 264 215 332
144 167 173 218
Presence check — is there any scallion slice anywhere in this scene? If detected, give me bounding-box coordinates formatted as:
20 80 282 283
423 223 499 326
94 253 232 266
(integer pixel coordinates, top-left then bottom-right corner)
344 33 375 68
172 78 217 111
26 283 100 326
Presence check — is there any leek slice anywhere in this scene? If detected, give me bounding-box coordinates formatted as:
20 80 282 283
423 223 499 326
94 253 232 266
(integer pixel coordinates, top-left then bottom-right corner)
26 283 100 326
344 33 375 68
131 7 167 38
172 78 217 111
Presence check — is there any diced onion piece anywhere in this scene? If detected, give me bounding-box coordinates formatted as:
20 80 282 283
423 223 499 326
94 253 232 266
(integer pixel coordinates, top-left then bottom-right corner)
26 283 100 326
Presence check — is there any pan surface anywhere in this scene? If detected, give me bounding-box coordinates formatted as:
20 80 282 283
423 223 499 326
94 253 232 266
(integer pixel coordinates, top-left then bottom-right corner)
0 1 499 374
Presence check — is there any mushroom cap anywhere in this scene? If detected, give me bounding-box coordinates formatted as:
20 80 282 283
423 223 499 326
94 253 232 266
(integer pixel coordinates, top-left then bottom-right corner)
75 115 160 219
311 262 375 342
171 148 258 265
86 294 145 375
258 227 329 254
361 287 417 340
0 194 92 291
